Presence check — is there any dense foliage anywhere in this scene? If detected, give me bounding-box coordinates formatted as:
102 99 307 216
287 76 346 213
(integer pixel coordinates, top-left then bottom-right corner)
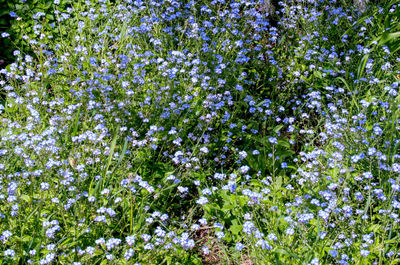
0 0 62 66
1 0 400 264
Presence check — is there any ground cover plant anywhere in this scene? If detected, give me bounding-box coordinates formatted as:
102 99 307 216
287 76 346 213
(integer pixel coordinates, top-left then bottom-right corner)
1 0 400 264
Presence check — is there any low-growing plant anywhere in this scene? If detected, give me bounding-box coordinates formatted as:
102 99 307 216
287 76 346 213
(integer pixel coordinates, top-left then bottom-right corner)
0 0 400 264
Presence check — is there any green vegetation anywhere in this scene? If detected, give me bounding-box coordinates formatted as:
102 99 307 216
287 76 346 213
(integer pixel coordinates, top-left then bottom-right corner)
0 0 400 264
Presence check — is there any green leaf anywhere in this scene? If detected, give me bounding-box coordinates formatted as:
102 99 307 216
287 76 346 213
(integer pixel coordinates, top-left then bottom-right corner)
21 194 30 203
105 126 120 176
368 224 381 233
274 125 284 134
278 139 290 149
357 54 369 80
71 107 81 137
275 248 301 260
314 71 322 79
230 224 242 235
111 136 128 175
100 259 109 265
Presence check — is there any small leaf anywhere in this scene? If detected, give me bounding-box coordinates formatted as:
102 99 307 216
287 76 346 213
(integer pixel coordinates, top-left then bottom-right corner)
230 224 242 235
274 125 284 134
21 194 30 203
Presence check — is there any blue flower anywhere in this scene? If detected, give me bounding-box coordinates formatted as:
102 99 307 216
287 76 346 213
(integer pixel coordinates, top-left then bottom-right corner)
235 243 244 251
269 137 278 144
